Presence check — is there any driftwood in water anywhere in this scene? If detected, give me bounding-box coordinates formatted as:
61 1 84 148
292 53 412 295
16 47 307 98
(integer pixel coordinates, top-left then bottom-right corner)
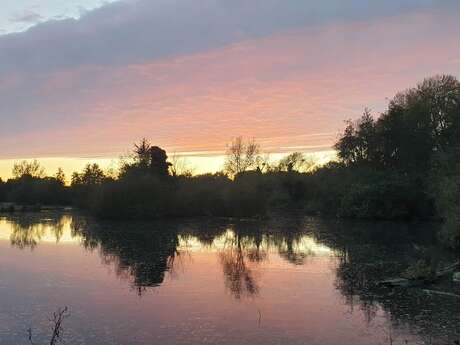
378 261 460 288
378 278 413 288
435 261 460 278
422 289 460 299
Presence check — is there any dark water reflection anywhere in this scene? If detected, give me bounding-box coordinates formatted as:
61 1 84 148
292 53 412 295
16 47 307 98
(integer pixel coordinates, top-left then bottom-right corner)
0 212 459 345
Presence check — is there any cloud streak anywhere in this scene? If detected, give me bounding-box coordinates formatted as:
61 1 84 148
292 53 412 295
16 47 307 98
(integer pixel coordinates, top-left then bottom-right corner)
0 0 448 73
10 10 44 24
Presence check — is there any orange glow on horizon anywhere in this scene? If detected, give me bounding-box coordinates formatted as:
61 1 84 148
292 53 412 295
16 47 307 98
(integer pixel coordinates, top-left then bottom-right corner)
0 150 337 181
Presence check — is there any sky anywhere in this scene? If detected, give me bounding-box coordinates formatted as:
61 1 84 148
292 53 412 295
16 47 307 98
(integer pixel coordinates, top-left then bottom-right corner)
1 0 460 178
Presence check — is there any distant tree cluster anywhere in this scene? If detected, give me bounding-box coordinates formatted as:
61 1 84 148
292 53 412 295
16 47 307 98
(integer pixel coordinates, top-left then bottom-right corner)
0 160 68 206
335 75 460 173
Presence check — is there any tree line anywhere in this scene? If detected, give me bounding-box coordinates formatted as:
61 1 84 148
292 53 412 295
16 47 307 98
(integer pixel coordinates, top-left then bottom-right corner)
0 138 315 218
0 75 459 244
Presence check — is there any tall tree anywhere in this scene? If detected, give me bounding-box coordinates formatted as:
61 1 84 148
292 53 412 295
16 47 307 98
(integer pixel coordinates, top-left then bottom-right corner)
122 139 171 178
55 168 66 185
335 109 378 166
224 137 263 177
336 75 460 172
12 160 45 179
148 146 171 177
133 138 152 169
71 164 106 186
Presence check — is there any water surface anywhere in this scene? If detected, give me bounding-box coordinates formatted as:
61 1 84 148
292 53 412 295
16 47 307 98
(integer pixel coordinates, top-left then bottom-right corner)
0 212 459 345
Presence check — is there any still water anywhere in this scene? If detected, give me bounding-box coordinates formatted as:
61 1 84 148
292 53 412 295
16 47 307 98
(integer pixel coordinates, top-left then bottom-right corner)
0 212 459 345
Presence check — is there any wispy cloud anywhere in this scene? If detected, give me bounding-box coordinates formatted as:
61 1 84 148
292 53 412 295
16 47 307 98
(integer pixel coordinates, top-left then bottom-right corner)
10 10 44 24
0 0 449 74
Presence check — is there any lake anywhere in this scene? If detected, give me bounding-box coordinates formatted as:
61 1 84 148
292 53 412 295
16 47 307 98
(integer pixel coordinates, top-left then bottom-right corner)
0 212 459 345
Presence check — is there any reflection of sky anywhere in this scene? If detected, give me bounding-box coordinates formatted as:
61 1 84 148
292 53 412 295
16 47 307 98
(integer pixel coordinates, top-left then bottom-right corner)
0 216 424 345
0 215 333 257
0 215 81 244
178 229 334 257
0 215 451 344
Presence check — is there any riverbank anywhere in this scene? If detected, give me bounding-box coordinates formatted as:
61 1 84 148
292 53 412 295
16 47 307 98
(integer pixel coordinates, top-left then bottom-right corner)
0 202 72 213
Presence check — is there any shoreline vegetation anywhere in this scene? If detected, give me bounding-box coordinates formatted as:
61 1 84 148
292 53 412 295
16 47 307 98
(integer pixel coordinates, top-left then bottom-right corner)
0 75 459 245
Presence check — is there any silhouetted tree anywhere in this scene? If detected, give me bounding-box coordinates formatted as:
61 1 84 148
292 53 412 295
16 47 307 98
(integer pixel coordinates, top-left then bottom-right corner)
277 152 314 172
336 75 460 173
134 138 152 169
378 75 460 172
71 164 107 208
54 168 66 185
224 137 264 177
121 139 171 178
335 109 379 167
12 160 45 179
4 160 69 206
71 164 106 186
148 146 171 177
328 75 460 224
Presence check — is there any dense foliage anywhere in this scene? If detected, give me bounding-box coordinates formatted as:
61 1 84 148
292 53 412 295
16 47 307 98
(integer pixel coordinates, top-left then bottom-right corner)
332 74 460 242
0 161 68 206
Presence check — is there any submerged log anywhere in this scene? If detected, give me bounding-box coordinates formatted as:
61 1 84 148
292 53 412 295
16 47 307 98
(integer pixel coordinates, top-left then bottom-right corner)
436 261 460 278
422 289 460 299
379 261 460 288
378 278 413 287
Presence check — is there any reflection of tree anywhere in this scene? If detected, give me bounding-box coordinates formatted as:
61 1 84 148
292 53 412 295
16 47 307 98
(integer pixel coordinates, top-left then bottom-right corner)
6 213 321 299
216 219 329 299
5 213 460 342
276 232 313 265
313 219 460 344
7 214 67 250
11 212 458 343
254 216 316 265
10 223 44 250
72 218 181 295
219 233 260 299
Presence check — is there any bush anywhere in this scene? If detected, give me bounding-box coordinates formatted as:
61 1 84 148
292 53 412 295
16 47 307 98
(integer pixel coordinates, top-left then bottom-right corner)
4 176 69 206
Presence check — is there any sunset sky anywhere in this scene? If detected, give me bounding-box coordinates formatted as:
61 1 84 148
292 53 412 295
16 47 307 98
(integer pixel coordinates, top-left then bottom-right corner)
1 0 460 178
